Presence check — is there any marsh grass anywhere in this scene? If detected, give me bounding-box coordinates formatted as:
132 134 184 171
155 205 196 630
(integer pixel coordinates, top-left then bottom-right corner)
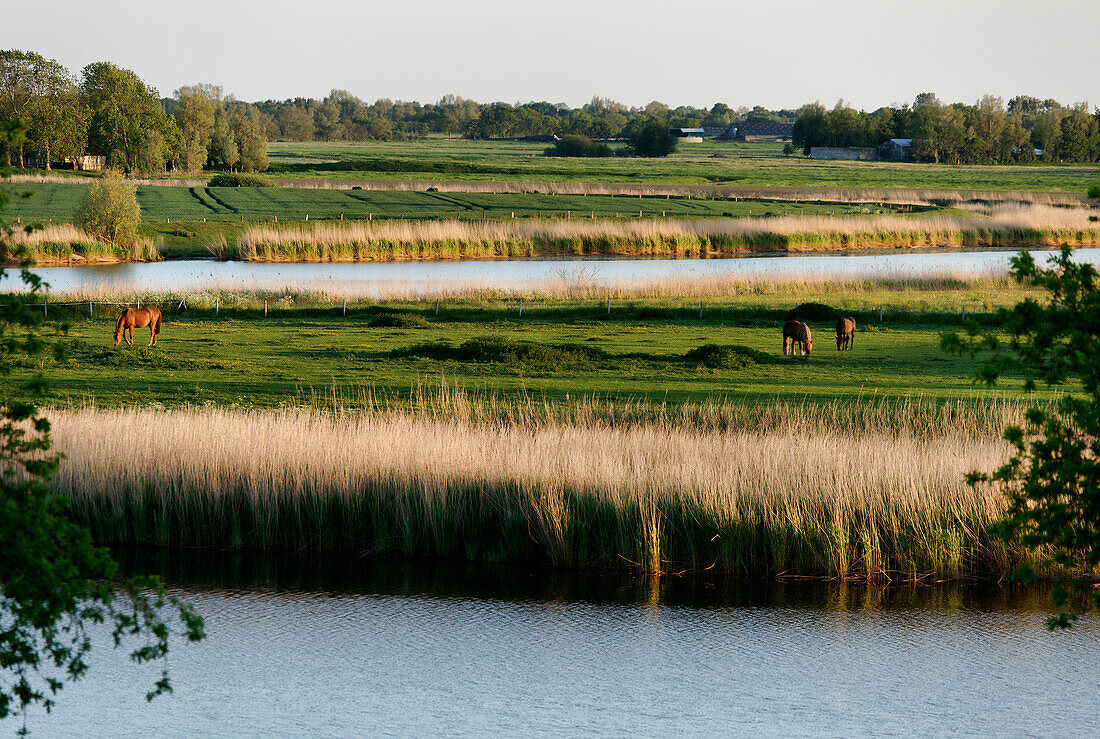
46 402 1027 579
232 206 1100 262
1 224 159 265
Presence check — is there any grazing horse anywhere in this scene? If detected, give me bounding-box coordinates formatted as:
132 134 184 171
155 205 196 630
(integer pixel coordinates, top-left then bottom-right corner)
783 320 813 356
114 307 162 347
835 316 856 351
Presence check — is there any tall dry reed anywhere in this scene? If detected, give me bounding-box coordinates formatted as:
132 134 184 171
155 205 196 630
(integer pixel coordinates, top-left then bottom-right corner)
233 206 1100 262
47 405 1023 578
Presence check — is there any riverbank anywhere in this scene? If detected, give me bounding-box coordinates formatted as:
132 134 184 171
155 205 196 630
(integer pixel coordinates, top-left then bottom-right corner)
224 208 1100 262
50 405 1026 579
1 224 159 266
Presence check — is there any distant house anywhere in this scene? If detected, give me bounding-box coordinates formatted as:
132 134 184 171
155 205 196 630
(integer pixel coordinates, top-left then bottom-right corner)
23 153 106 171
731 122 794 142
809 147 878 161
878 138 912 161
669 127 705 143
701 126 732 139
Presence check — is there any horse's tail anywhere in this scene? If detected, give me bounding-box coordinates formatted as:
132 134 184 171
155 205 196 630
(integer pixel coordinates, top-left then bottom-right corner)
153 310 162 335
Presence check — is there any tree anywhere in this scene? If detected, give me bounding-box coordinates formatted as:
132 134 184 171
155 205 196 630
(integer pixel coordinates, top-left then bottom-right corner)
944 246 1100 629
208 110 239 171
1 118 204 731
24 59 87 170
80 62 179 172
230 108 268 172
627 118 677 157
74 175 141 246
0 50 43 166
173 85 217 172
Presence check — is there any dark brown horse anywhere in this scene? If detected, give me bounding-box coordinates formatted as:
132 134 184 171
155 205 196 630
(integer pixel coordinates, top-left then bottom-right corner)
783 320 812 356
835 317 856 351
114 307 162 347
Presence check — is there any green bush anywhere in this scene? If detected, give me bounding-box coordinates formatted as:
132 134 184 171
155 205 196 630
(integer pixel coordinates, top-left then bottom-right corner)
74 176 141 247
1088 184 1100 200
208 172 275 187
369 312 431 328
684 344 771 368
544 135 612 158
393 336 607 367
786 302 838 322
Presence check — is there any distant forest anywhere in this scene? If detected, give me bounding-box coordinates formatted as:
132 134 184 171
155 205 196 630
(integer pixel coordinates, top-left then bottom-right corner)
2 48 1099 173
792 94 1100 164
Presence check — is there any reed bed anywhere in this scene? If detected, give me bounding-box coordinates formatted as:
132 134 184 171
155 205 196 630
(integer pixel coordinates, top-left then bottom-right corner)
46 404 1025 579
232 206 1100 262
1 224 159 265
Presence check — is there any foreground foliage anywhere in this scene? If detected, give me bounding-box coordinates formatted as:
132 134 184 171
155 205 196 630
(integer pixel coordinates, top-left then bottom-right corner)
947 246 1100 628
1 122 203 729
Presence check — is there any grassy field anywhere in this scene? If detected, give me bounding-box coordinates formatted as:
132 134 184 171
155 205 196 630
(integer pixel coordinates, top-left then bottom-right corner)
263 138 1100 193
1 181 922 224
13 284 1051 409
15 278 1073 578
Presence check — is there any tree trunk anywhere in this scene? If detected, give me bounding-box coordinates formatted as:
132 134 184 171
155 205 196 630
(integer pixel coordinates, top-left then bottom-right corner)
44 141 51 171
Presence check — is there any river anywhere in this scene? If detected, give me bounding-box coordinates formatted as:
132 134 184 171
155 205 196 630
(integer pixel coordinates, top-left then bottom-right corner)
9 551 1098 737
5 247 1100 298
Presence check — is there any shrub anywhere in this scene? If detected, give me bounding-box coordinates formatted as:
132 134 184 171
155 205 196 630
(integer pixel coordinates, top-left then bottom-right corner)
74 176 140 247
392 336 607 367
1087 184 1100 200
626 119 678 157
684 344 771 369
208 172 274 187
786 302 838 322
369 312 431 328
544 135 612 158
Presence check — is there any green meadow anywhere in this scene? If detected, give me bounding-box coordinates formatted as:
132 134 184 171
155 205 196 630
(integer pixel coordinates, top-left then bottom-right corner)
22 295 1044 411
264 138 1100 193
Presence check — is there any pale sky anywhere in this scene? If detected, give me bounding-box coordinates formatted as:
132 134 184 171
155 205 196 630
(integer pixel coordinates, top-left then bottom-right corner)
3 0 1097 111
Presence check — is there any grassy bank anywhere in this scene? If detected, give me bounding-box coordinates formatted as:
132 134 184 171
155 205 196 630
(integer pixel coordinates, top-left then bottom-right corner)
1 224 159 265
5 279 1057 408
227 206 1100 261
48 405 1026 579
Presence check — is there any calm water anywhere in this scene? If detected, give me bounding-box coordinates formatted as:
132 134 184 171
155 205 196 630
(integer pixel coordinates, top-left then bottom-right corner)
11 551 1098 737
6 247 1100 297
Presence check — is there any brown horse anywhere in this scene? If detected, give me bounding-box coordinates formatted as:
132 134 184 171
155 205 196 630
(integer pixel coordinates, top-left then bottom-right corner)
114 307 162 347
783 320 812 356
835 317 856 351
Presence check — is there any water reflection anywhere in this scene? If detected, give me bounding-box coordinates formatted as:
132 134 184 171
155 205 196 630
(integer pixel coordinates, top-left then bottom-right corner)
7 247 1100 297
11 549 1095 737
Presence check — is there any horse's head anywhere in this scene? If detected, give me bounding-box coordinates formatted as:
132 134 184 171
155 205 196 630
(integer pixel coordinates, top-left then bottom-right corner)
836 336 843 351
805 339 813 356
114 327 123 346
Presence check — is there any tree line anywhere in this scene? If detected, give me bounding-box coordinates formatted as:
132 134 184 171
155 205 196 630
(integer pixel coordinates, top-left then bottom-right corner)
792 94 1100 163
0 50 267 173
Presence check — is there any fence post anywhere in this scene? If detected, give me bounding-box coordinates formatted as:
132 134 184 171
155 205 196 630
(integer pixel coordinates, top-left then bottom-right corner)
606 298 610 315
264 299 268 317
435 299 439 316
136 298 140 309
216 296 219 316
43 298 47 318
699 300 703 319
879 305 883 322
89 300 92 318
518 299 523 318
961 306 966 322
343 298 346 317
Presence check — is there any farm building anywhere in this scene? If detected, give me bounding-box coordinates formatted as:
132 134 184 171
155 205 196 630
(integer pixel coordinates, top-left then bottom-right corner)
702 126 732 139
878 138 912 161
669 127 705 143
809 147 878 161
730 122 794 142
22 153 106 171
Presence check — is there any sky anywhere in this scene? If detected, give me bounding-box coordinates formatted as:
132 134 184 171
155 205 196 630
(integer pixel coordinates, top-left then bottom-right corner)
3 0 1097 111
